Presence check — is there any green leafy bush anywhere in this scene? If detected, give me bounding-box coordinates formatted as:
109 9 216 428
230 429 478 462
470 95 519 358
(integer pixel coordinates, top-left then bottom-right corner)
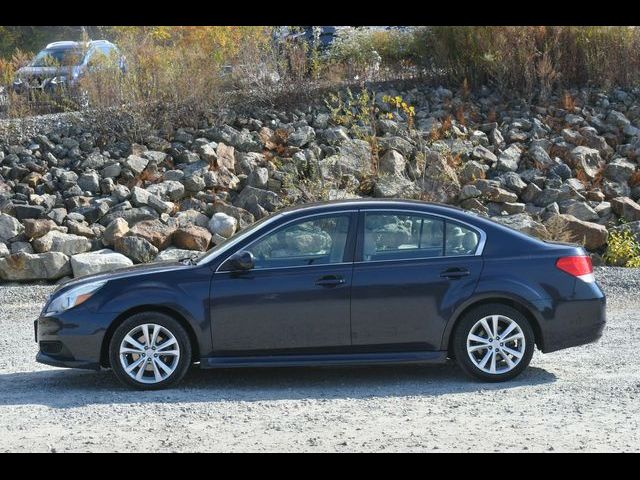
604 229 640 268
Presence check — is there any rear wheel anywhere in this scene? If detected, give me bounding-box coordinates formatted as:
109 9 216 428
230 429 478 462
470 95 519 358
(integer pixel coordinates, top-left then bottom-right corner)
453 304 534 382
109 312 192 390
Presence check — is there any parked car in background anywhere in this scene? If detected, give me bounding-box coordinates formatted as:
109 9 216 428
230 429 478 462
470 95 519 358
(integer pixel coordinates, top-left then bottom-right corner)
11 39 126 103
35 199 606 390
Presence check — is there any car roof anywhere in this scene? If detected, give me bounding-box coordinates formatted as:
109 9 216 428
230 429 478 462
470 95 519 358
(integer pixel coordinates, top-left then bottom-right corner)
277 198 467 216
45 40 115 49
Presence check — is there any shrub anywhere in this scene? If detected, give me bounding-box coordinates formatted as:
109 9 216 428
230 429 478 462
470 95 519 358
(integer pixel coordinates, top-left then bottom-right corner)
603 229 640 267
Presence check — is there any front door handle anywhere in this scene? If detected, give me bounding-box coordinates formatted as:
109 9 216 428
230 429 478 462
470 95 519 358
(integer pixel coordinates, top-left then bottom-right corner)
315 275 346 287
440 268 470 279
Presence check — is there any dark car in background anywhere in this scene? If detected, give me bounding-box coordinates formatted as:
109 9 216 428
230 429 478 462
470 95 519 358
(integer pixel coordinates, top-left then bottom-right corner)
35 199 606 390
11 39 126 102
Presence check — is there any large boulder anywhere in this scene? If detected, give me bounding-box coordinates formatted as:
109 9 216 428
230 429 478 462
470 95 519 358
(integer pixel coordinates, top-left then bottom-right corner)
173 226 212 252
234 185 282 213
156 247 202 262
319 139 374 180
0 213 24 242
493 214 548 239
420 152 460 203
208 212 237 239
128 219 175 250
611 196 640 222
545 214 608 250
0 251 71 281
114 235 159 263
70 249 133 277
379 149 406 176
32 231 92 256
569 146 604 179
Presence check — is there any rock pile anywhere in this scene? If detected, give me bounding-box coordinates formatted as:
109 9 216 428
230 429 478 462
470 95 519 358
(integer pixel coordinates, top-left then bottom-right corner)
1 84 640 281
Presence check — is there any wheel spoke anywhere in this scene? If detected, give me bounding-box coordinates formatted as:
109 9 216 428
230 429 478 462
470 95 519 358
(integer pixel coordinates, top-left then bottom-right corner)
135 362 147 380
500 322 517 340
500 350 515 368
502 333 524 344
502 345 523 359
151 358 162 382
120 347 144 355
156 338 177 351
141 324 151 346
478 349 492 369
468 344 489 353
155 357 173 375
492 316 499 339
124 335 145 351
489 349 497 373
125 356 145 373
150 325 160 347
468 334 490 344
158 350 179 356
480 318 494 338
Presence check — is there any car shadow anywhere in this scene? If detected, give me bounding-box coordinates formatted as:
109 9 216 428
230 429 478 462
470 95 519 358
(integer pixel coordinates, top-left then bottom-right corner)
0 362 556 409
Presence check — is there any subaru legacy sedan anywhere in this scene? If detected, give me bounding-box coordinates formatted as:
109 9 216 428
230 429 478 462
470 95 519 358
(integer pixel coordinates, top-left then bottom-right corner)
35 199 606 389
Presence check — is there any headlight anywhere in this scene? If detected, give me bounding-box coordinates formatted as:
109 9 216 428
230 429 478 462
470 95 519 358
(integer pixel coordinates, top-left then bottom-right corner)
45 281 107 315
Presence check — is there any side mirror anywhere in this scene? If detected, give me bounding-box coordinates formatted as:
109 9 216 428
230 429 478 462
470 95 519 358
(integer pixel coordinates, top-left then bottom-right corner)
222 250 255 272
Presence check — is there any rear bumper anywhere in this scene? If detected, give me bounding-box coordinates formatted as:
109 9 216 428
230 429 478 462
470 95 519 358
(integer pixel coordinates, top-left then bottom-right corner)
535 295 606 353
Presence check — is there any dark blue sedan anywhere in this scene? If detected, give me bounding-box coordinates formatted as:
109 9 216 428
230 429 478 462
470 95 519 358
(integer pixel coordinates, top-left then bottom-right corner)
35 199 606 389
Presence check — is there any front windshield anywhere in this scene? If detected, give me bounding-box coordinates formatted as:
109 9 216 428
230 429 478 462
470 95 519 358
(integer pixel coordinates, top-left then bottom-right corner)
30 47 83 67
196 213 280 265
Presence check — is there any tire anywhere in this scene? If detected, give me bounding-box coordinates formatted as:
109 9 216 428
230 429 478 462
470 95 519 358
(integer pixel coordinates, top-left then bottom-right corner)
109 312 192 390
453 304 535 382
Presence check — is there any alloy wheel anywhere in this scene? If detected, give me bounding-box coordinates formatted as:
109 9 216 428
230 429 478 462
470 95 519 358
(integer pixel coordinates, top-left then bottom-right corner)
466 314 526 375
119 323 181 384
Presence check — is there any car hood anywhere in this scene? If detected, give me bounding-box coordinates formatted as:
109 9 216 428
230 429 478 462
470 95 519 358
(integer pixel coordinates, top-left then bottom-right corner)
54 261 191 294
15 66 79 79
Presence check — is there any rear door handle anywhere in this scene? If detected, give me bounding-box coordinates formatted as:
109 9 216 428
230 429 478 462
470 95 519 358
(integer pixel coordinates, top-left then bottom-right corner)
315 275 346 287
440 268 470 279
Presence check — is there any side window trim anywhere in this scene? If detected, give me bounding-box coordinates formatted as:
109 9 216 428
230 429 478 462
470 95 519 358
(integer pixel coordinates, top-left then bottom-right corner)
354 208 485 264
215 210 358 273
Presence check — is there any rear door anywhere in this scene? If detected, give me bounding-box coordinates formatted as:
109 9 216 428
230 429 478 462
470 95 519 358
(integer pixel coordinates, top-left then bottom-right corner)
350 209 483 351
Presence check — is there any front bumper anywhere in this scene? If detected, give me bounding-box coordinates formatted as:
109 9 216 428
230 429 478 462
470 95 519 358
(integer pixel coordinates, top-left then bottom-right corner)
34 307 114 371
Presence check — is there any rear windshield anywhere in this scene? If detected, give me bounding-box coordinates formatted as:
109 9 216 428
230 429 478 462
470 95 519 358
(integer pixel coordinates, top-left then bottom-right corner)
30 47 83 67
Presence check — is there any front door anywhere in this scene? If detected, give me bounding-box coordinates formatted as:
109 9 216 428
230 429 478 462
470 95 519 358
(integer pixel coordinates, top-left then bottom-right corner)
210 212 356 354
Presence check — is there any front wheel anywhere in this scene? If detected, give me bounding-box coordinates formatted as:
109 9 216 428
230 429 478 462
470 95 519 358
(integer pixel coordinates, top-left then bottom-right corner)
453 304 534 382
109 312 192 390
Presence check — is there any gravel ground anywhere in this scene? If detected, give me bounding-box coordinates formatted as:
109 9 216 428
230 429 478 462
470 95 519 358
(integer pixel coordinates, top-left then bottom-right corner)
0 267 639 452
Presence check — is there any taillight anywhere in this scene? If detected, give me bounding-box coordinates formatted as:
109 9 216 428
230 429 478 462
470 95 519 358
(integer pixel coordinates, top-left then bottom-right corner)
556 255 595 283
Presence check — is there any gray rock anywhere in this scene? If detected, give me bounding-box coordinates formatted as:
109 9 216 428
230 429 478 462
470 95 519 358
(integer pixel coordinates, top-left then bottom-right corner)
561 201 599 222
0 242 9 257
32 230 92 256
459 161 487 184
492 214 548 238
146 181 185 202
496 145 521 172
247 167 269 189
70 249 134 277
0 251 71 281
103 218 129 246
208 212 237 239
10 241 33 254
124 155 149 175
114 235 159 263
234 185 282 213
570 146 604 179
156 247 202 262
288 126 315 147
99 206 158 227
379 150 406 176
0 213 24 242
470 145 497 164
604 158 635 183
611 196 640 222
